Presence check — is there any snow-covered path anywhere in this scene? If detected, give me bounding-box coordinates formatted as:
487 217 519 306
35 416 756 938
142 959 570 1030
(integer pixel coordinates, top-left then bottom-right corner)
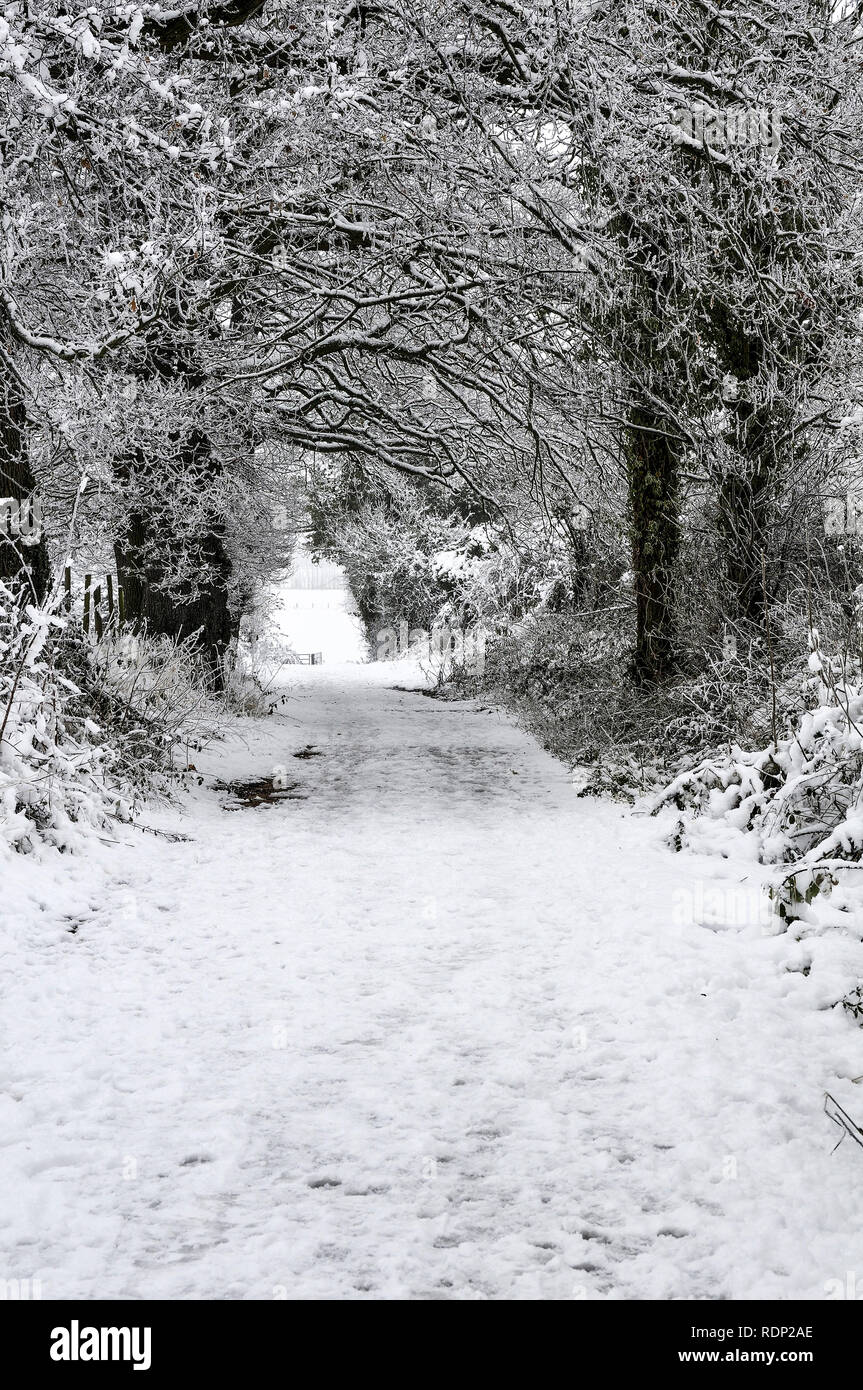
5 662 863 1300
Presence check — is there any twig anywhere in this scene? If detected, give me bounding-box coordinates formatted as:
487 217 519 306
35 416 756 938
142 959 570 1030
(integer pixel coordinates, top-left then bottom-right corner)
825 1092 863 1152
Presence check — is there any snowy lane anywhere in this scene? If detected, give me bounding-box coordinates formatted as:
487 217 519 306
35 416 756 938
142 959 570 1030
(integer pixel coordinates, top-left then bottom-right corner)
4 663 863 1299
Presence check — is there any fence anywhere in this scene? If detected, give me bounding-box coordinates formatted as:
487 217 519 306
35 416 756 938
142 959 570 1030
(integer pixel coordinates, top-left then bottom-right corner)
65 571 326 666
64 568 124 640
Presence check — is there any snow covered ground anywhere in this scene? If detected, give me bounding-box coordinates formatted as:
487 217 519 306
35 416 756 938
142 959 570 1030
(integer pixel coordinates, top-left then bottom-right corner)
268 586 367 666
272 586 366 667
259 543 368 667
4 656 863 1300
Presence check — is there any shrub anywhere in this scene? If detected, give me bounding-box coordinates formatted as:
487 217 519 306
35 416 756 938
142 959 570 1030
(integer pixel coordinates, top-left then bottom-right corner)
654 630 863 925
0 587 129 853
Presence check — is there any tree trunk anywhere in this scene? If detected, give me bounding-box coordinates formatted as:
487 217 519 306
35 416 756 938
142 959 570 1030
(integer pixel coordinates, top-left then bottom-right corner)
0 369 50 602
716 460 769 628
114 302 236 688
626 406 680 683
114 433 234 689
717 393 792 631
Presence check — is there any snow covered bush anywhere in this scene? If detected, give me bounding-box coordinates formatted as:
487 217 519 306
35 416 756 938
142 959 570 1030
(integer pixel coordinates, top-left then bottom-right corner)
89 618 290 762
0 586 130 853
309 461 606 648
0 580 252 856
655 629 863 927
83 628 220 785
309 469 507 642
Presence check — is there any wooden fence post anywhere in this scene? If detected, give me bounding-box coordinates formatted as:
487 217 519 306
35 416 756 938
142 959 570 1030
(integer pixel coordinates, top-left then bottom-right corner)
93 584 103 642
